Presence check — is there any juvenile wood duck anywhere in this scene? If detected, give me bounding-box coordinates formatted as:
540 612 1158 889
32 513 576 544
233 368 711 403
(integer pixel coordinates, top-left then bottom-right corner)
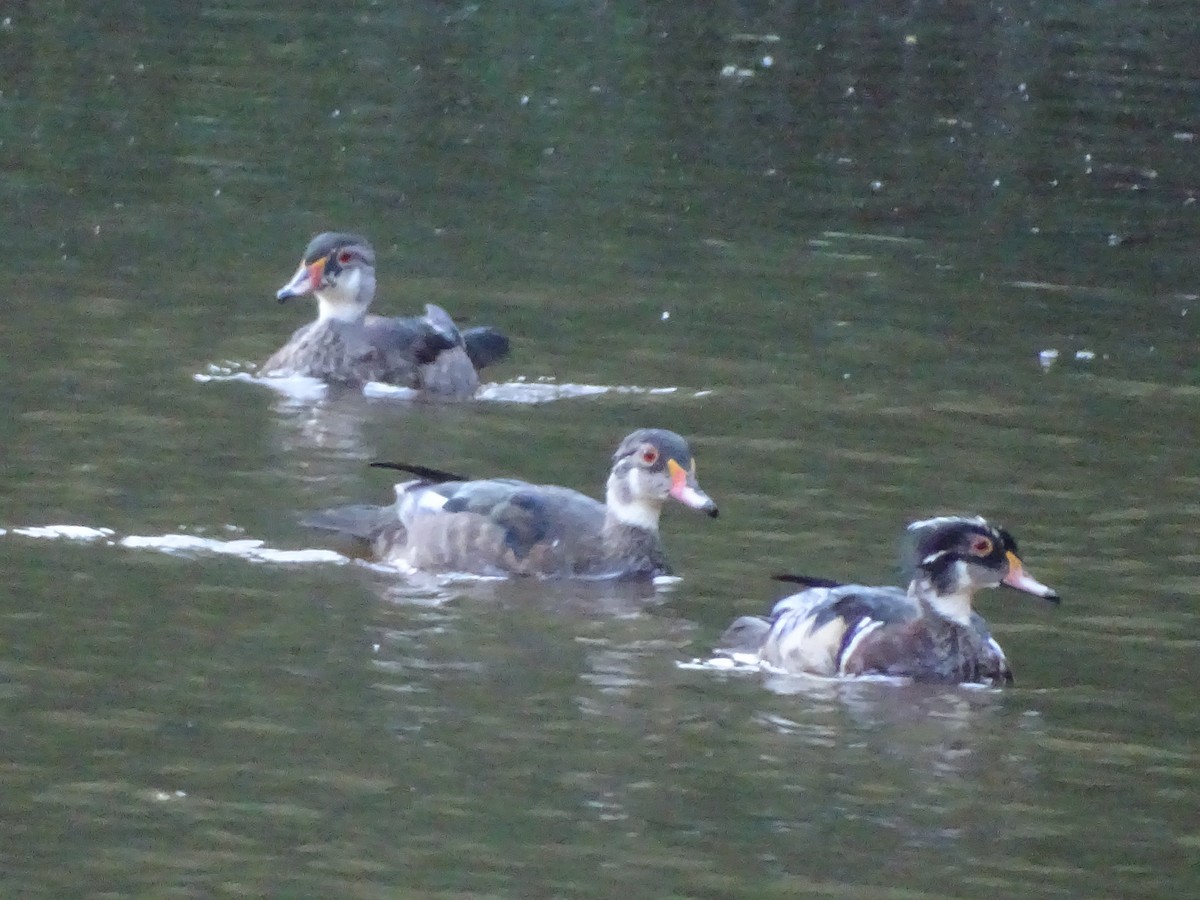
303 429 719 579
717 516 1059 685
262 232 510 396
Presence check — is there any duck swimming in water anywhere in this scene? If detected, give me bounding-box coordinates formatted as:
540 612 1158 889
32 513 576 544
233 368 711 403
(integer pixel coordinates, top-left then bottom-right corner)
302 429 719 580
717 516 1059 685
262 232 510 396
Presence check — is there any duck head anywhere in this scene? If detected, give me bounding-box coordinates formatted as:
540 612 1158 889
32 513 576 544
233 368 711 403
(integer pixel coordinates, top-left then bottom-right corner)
605 429 719 529
905 515 1059 624
276 232 377 323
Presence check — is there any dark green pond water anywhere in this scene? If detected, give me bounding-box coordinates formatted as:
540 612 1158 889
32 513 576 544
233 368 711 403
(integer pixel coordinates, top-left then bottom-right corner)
2 1 1198 896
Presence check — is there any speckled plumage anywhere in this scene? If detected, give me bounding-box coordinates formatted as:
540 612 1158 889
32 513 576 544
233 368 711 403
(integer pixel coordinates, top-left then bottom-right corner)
303 429 719 580
717 516 1058 685
262 232 509 395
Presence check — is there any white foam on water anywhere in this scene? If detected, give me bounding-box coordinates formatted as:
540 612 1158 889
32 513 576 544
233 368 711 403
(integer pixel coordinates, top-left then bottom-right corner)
118 533 348 565
360 382 421 400
198 364 711 406
477 378 702 405
11 525 116 541
195 367 329 403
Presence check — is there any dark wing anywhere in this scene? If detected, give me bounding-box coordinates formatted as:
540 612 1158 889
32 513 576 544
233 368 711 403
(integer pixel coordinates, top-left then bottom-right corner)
462 326 511 370
810 585 919 632
755 585 917 675
400 479 606 575
363 313 458 368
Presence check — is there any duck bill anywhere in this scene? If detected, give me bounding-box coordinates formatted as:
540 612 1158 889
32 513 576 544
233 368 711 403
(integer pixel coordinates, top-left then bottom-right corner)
276 258 325 302
667 458 719 518
1003 551 1060 604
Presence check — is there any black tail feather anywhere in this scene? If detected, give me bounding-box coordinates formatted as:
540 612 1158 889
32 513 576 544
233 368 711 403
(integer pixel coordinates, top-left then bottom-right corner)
370 461 470 483
771 573 844 589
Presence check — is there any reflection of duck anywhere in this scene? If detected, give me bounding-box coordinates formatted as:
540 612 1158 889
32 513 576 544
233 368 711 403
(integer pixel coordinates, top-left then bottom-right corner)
263 232 510 395
718 516 1059 685
303 429 719 579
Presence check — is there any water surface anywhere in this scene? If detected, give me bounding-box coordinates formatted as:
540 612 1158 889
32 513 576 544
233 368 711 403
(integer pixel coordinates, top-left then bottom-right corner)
2 1 1198 897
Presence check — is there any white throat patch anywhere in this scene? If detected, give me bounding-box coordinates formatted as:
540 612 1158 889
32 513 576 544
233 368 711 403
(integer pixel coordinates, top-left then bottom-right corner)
316 268 366 322
606 468 662 530
916 560 976 625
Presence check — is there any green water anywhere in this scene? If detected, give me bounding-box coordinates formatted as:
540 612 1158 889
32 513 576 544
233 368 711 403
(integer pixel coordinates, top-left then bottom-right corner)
1 2 1197 897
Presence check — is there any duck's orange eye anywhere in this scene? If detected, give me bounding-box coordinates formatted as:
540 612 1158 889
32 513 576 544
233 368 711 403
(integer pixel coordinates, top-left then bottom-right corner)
971 537 994 556
337 250 353 265
641 447 659 465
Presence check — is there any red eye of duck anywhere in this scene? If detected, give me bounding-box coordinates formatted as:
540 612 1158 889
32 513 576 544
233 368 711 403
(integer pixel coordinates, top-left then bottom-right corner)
337 250 354 265
641 447 659 465
971 537 994 556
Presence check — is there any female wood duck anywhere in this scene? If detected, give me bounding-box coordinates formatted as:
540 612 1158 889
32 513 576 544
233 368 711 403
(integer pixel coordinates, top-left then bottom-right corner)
262 232 510 396
303 429 719 579
717 516 1059 685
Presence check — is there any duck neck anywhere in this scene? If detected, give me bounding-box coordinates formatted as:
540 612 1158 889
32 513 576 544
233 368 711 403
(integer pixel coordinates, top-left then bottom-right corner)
910 569 975 626
315 268 374 323
604 470 663 533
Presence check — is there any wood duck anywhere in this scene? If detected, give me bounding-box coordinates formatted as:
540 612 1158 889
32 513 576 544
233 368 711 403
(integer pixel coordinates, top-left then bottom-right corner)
261 232 510 396
717 516 1059 685
303 429 719 579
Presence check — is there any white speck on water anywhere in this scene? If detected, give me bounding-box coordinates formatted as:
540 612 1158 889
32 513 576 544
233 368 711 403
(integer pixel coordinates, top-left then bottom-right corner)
870 180 883 192
720 64 737 77
520 94 529 105
1 17 12 28
93 225 100 235
843 373 851 380
542 146 554 156
331 108 340 118
1174 132 1195 142
12 525 116 542
661 310 670 321
1038 349 1059 369
1107 234 1122 246
1074 350 1095 361
761 55 773 67
992 178 1001 187
213 188 221 197
1030 226 1040 234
